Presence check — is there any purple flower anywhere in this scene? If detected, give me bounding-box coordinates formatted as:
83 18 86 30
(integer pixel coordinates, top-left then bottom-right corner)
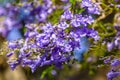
6 0 100 72
87 29 100 41
0 7 6 16
41 23 54 33
57 21 69 30
61 10 73 20
105 57 120 79
107 42 114 52
61 0 69 3
81 0 100 14
116 5 120 8
104 57 111 64
6 52 14 57
111 59 120 66
71 14 94 27
115 37 120 49
37 11 47 22
51 70 57 76
25 31 38 38
8 59 21 70
107 71 120 80
8 42 18 49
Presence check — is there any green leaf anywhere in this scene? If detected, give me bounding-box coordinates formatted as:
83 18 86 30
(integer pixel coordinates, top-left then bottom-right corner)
40 66 54 79
76 0 82 2
70 0 74 3
70 0 76 4
48 9 64 24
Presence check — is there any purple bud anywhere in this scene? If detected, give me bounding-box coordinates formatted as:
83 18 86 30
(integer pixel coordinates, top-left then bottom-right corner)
8 42 18 49
107 42 114 52
6 52 14 57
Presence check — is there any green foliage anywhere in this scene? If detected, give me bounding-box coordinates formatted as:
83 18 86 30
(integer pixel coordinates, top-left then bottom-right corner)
40 66 54 80
48 9 64 24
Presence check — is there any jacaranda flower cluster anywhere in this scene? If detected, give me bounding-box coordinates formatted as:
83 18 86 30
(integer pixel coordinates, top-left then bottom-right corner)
6 0 100 72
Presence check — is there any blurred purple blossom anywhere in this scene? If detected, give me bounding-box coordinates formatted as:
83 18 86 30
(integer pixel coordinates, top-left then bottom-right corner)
81 0 100 14
107 70 120 80
111 59 120 66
